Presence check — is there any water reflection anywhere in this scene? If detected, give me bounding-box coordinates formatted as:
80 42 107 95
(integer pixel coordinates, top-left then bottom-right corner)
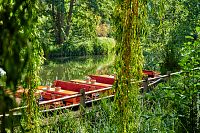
40 55 114 85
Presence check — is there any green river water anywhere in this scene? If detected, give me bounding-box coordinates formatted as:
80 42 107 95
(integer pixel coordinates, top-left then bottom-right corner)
39 55 114 85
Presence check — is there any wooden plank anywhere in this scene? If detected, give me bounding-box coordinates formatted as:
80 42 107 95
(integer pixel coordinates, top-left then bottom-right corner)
56 90 78 95
70 79 112 87
37 86 47 90
97 75 115 78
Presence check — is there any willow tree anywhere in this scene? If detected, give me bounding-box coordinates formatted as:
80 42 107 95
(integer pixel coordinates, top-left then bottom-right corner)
0 0 43 132
114 0 145 132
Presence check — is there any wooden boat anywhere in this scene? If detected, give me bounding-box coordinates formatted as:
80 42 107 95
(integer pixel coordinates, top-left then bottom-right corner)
40 80 107 107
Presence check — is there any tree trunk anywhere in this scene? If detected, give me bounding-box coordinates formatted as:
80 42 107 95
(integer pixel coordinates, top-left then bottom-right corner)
52 0 58 44
60 0 65 42
52 0 65 45
57 10 62 44
65 0 75 40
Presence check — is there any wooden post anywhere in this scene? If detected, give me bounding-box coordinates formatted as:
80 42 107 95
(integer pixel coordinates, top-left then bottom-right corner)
80 89 86 116
197 92 199 131
143 76 148 93
166 71 171 83
0 86 6 133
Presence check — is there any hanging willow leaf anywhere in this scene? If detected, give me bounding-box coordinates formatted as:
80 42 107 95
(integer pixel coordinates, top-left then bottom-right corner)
113 0 146 132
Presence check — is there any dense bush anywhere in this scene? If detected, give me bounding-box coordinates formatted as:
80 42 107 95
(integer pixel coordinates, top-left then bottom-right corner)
48 37 115 58
140 27 200 132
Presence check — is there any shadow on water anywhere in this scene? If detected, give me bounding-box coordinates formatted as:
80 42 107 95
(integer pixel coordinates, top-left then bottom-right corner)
40 55 114 85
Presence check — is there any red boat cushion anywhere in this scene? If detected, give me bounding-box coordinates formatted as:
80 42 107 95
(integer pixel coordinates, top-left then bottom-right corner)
54 80 96 92
89 75 115 85
142 70 155 78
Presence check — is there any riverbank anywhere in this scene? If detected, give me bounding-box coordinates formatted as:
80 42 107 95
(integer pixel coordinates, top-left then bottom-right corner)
47 37 115 59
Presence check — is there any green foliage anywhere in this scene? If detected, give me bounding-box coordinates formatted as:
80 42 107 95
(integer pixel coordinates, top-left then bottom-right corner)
83 99 117 133
140 68 200 132
94 37 115 55
0 0 36 89
39 0 115 58
143 0 200 73
86 0 114 23
0 0 44 132
140 83 181 132
113 0 145 132
180 27 200 70
140 26 200 132
69 1 97 42
1 0 199 132
48 37 115 58
20 35 44 132
39 111 80 133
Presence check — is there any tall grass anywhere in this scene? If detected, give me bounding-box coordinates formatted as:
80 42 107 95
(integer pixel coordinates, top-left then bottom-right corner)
139 71 200 132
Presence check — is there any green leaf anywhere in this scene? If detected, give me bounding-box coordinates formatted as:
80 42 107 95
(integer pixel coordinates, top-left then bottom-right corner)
185 36 194 39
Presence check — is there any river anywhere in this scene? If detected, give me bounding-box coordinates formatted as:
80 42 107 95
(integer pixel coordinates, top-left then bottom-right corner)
39 55 114 85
